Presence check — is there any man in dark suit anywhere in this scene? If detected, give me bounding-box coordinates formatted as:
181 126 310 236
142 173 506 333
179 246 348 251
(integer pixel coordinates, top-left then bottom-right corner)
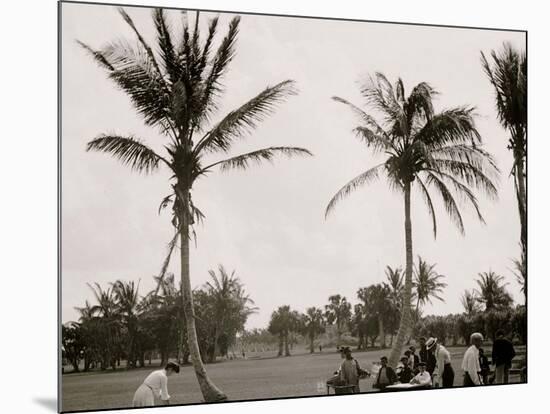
374 356 397 390
492 330 516 384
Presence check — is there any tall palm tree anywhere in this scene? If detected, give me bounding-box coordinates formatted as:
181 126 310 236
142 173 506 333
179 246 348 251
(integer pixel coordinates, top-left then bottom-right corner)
481 43 527 251
413 256 447 316
302 307 326 353
327 73 499 367
324 294 352 347
79 8 311 401
475 271 513 311
460 289 482 316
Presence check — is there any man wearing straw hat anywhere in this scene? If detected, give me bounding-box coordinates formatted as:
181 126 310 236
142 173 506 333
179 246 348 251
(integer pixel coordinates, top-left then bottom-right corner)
461 332 484 386
426 337 454 388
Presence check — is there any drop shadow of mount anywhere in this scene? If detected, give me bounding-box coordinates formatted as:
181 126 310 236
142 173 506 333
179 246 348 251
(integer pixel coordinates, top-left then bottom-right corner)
33 397 57 412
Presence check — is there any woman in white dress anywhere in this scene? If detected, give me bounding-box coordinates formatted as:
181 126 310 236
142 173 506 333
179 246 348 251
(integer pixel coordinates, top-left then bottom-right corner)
132 362 180 407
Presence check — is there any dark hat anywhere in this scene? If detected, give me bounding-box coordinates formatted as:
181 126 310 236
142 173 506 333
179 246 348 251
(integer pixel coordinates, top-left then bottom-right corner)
400 356 409 362
340 346 351 353
380 356 388 361
165 361 180 373
418 362 427 367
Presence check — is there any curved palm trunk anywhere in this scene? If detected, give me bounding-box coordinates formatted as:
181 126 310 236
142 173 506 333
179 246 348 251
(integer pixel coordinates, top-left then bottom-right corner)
284 331 291 356
179 188 227 402
388 182 414 368
515 157 527 249
378 316 386 348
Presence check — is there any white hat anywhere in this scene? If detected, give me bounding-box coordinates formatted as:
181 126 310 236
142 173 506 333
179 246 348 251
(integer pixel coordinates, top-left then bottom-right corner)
425 337 438 350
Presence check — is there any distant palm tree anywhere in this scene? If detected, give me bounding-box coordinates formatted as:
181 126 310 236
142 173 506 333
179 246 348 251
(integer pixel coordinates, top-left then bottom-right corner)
324 294 352 347
385 265 404 309
481 43 527 251
86 283 121 370
204 265 256 362
79 8 311 401
302 307 326 353
475 271 513 311
112 280 141 368
327 73 498 367
268 305 296 356
460 289 482 316
357 284 392 348
413 256 447 316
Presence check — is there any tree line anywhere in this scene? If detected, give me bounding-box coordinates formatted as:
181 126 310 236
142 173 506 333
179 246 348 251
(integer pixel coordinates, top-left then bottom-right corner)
62 265 255 373
264 260 525 355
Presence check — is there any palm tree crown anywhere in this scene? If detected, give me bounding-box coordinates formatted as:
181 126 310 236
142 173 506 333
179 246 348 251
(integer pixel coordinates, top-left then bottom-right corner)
475 271 513 312
327 73 499 234
413 256 447 309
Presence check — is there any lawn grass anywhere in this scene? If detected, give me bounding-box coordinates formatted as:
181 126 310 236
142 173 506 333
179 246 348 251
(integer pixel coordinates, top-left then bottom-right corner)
61 345 525 412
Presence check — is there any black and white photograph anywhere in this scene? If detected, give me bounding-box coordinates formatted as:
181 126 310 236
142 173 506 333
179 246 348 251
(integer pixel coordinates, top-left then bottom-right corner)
58 1 527 412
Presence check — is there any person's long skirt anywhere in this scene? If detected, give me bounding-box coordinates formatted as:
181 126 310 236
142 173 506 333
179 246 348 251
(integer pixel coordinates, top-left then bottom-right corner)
133 384 155 407
441 363 455 387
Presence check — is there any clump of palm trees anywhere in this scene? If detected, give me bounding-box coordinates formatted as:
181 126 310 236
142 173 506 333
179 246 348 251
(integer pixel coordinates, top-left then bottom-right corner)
62 266 256 375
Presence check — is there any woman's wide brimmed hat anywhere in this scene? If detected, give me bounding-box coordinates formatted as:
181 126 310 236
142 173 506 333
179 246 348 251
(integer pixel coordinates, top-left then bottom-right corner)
426 337 438 350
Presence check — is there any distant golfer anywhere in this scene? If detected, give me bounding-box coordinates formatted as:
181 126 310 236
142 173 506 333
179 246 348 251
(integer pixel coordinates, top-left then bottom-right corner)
132 362 180 407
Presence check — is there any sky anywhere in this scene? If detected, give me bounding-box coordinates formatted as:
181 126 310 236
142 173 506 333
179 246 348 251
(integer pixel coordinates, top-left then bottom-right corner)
60 2 526 330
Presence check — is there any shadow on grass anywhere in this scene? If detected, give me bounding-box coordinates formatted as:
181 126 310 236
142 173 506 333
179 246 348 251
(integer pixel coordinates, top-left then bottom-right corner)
33 397 57 412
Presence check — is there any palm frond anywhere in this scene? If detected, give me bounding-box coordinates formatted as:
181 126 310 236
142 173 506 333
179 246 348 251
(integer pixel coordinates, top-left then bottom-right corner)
415 107 481 147
196 80 298 154
86 135 165 174
101 40 172 130
76 40 114 71
406 82 437 123
203 146 312 172
430 158 498 200
415 175 437 238
425 169 486 224
199 16 240 118
424 171 465 234
118 7 164 81
153 8 179 83
325 163 385 218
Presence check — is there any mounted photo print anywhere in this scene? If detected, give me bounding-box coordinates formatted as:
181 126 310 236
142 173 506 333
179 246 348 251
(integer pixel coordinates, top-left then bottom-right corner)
58 1 527 412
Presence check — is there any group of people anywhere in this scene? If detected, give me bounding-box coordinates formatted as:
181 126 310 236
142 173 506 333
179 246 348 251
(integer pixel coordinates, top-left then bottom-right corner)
461 330 516 386
372 336 453 390
333 330 517 393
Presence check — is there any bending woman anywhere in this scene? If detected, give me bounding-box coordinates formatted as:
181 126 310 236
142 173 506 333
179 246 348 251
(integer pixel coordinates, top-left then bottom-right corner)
132 362 180 407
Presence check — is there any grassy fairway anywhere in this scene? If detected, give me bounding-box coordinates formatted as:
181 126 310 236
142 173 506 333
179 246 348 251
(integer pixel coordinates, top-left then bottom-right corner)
61 346 525 412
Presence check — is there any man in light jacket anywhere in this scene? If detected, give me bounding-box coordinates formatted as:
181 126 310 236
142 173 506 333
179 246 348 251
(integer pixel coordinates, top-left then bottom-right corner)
461 332 483 386
427 337 455 388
